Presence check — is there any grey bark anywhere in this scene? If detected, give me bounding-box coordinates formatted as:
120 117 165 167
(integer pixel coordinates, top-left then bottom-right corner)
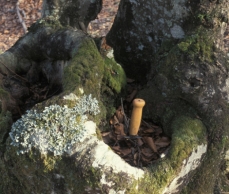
42 0 102 31
1 0 229 193
107 0 229 193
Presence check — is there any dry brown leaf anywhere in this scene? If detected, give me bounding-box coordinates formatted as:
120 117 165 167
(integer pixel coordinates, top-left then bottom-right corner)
141 156 152 163
155 127 163 135
117 134 125 140
120 148 132 156
109 131 117 141
155 137 171 147
161 136 171 142
101 132 111 144
134 153 138 165
142 128 155 134
110 115 119 125
115 106 124 123
112 146 121 152
155 141 171 147
114 123 126 136
141 147 154 157
137 138 144 146
143 137 158 153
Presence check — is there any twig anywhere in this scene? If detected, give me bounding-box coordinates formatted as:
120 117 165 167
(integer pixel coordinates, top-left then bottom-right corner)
16 1 27 34
142 119 152 128
121 98 129 133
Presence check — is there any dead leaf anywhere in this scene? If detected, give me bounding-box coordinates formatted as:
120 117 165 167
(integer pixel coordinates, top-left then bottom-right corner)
117 134 125 140
137 138 144 146
110 115 119 125
134 153 138 165
114 123 126 136
161 136 171 142
142 128 155 134
141 147 154 157
101 132 111 144
115 106 124 123
112 146 121 152
155 141 170 147
120 148 132 156
155 127 163 135
143 137 157 153
155 136 171 147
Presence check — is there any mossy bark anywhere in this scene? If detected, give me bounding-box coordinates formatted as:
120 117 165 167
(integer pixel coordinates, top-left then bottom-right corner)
2 0 228 193
0 1 126 192
107 0 229 193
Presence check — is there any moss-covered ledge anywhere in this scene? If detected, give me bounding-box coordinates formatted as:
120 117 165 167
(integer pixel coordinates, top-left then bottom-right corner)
1 112 206 194
0 17 128 193
124 115 207 194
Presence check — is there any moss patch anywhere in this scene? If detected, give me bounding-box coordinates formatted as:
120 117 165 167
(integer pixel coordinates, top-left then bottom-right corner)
103 57 126 93
63 37 104 96
1 139 104 194
127 116 206 194
177 31 214 63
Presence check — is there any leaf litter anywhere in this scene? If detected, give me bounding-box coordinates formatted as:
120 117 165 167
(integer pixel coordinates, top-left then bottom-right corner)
102 80 171 168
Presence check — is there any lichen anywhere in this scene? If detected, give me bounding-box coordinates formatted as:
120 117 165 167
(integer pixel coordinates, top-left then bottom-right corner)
9 94 100 156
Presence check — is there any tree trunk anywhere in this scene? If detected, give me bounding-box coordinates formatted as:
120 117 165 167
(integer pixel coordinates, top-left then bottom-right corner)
1 0 229 193
107 0 229 193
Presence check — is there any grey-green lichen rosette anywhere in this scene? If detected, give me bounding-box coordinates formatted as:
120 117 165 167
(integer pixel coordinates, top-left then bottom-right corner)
9 94 100 156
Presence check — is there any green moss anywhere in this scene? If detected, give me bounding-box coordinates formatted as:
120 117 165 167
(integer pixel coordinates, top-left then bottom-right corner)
169 116 207 168
96 127 103 140
127 116 207 194
180 109 229 193
177 32 214 62
153 28 215 84
41 154 62 172
103 57 126 93
1 139 104 194
28 17 64 33
63 38 104 96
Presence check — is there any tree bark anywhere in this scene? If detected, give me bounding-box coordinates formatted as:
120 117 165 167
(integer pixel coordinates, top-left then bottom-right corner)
107 0 229 193
1 0 229 193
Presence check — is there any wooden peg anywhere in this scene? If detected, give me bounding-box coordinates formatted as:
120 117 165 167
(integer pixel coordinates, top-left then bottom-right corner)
129 99 145 136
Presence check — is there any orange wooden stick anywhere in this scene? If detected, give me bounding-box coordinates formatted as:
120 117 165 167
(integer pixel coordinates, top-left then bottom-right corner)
129 99 145 136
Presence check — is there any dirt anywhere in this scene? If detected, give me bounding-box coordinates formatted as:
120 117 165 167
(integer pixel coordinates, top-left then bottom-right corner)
0 0 120 52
